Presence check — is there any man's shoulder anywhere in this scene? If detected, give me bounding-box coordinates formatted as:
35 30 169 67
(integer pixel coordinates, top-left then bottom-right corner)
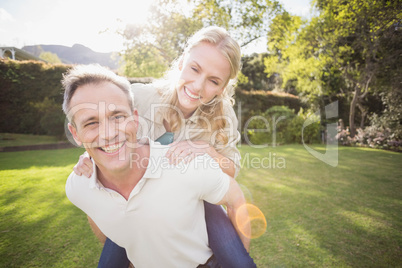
181 154 223 178
65 171 92 203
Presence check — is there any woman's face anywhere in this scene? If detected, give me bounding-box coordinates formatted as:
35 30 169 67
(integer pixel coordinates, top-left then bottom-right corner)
176 42 231 118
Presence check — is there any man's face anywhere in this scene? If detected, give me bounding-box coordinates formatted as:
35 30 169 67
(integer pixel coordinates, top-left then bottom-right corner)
68 81 138 174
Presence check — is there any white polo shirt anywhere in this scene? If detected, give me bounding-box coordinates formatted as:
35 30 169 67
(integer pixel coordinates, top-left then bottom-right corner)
65 139 230 268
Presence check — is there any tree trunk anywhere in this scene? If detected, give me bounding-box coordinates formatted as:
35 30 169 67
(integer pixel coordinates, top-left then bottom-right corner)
357 102 367 129
360 112 367 129
349 86 360 138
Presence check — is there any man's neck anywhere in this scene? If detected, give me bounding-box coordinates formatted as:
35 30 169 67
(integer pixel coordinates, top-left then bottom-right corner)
96 145 150 200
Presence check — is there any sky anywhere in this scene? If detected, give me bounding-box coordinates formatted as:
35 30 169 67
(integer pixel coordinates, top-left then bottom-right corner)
0 0 312 54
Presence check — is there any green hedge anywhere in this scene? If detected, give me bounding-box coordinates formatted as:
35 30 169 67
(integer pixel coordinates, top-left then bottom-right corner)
245 106 321 146
0 60 70 136
0 60 303 140
234 89 304 141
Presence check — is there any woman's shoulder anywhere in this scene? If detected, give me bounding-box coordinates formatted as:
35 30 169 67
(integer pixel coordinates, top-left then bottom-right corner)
222 100 238 121
131 83 161 104
131 83 157 95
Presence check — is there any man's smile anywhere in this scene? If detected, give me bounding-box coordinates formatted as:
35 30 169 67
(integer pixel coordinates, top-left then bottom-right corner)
99 141 125 154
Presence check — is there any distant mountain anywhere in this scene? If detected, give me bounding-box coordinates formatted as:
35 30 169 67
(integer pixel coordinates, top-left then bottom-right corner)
22 44 120 70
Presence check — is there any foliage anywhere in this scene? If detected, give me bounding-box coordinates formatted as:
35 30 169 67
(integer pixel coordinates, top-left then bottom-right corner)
234 89 303 141
32 97 66 137
336 117 401 151
121 0 282 78
264 0 401 139
239 53 275 91
39 51 62 64
0 60 70 135
264 11 306 94
244 106 320 145
121 0 202 78
0 59 302 137
193 0 281 47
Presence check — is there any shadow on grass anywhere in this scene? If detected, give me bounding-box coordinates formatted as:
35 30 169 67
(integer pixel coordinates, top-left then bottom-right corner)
0 148 85 170
0 148 101 267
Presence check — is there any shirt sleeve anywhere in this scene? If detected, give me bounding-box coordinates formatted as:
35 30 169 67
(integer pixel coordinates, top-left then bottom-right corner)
191 155 231 204
65 171 83 208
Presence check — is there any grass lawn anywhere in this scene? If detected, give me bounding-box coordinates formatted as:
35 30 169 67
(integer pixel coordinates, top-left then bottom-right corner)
1 145 401 267
0 133 63 147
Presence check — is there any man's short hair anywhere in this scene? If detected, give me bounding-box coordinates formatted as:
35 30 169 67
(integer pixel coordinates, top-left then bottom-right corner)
62 64 134 122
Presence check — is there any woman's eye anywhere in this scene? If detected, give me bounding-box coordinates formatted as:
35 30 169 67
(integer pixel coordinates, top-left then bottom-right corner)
191 67 198 72
211 80 219 85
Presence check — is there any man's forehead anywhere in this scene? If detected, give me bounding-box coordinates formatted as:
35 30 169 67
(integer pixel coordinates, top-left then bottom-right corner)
73 103 130 116
71 82 131 106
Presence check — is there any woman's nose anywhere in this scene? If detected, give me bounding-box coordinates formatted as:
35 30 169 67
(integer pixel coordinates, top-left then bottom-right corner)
193 76 205 93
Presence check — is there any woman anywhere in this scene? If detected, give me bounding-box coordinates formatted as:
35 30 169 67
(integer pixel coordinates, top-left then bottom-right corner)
75 26 256 268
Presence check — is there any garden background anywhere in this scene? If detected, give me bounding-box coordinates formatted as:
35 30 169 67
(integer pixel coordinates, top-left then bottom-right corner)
1 0 401 267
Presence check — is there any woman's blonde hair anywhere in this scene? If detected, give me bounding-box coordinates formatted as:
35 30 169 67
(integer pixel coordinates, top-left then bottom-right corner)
156 26 241 145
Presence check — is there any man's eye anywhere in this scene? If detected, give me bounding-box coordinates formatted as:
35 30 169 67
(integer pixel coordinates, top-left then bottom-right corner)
85 122 98 127
113 115 126 121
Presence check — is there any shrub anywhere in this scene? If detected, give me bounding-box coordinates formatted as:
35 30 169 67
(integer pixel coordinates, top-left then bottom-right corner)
335 123 401 151
244 106 321 146
0 59 70 135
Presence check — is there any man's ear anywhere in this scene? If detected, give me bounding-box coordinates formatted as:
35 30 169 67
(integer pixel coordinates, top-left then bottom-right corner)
68 123 82 146
132 109 139 129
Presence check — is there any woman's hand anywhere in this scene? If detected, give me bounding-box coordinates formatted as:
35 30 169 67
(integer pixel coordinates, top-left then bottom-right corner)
165 140 214 165
73 152 93 178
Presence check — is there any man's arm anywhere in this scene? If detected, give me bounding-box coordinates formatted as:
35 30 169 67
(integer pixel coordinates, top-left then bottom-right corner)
216 178 251 251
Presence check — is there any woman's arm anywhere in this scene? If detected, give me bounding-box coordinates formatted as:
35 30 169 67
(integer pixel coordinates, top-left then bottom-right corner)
73 151 93 178
166 140 236 177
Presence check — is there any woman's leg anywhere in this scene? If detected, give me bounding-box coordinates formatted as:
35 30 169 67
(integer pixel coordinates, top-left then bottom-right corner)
97 238 130 268
204 201 257 268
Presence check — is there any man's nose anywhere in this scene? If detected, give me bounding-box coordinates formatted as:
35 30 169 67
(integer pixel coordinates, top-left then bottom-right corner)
99 120 118 142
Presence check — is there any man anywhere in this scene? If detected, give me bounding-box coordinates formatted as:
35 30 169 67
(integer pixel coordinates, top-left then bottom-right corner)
62 64 250 267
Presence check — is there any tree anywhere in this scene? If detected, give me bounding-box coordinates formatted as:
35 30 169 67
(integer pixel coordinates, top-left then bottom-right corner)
120 0 282 78
193 0 281 47
121 0 202 78
264 11 306 95
313 0 401 137
265 0 401 137
39 51 62 64
239 53 275 91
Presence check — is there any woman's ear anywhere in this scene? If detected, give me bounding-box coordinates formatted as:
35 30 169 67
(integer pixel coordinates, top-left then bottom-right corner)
178 54 185 71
